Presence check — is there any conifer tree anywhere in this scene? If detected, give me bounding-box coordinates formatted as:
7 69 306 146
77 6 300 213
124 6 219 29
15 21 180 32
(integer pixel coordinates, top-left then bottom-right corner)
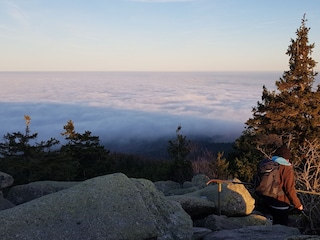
167 125 193 183
245 16 320 161
213 152 229 179
231 16 320 181
60 120 110 180
0 115 60 184
0 115 37 159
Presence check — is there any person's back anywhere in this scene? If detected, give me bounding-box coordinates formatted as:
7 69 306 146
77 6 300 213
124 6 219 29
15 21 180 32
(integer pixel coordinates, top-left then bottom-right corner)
255 158 283 199
256 146 303 225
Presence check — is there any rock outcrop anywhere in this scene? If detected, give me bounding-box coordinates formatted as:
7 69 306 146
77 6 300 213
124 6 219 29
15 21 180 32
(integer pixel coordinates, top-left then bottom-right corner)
167 195 216 219
0 197 15 210
182 179 255 216
155 177 255 216
0 173 193 240
154 179 182 195
0 171 15 210
155 174 210 196
0 173 315 239
0 171 14 189
202 224 301 240
6 180 79 205
197 213 271 231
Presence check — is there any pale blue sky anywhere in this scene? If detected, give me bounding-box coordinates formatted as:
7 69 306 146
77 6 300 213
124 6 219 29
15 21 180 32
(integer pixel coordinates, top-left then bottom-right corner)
1 0 320 71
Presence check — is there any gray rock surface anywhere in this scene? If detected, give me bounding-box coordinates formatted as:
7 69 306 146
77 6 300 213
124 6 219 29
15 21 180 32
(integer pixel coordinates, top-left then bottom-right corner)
190 174 210 189
166 186 200 195
192 227 212 240
154 180 181 195
167 195 215 219
156 176 255 216
201 214 271 231
0 173 193 240
203 224 301 240
287 236 320 240
6 180 79 205
186 178 255 216
0 171 14 188
0 197 15 210
154 176 210 196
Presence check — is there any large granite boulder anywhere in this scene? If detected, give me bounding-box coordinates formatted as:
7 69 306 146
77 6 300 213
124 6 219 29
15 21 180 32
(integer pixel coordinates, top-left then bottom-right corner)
0 171 14 189
192 227 212 240
155 176 255 217
215 179 255 216
154 180 182 195
167 194 216 219
187 178 255 216
183 174 210 190
6 180 79 205
154 175 210 196
0 173 193 240
199 214 271 231
0 197 15 210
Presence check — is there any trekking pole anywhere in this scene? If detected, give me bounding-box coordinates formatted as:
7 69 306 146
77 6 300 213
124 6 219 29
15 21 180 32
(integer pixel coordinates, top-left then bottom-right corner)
207 179 224 216
206 179 253 216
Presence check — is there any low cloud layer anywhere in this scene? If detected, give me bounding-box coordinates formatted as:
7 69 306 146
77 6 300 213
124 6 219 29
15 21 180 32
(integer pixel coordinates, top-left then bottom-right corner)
0 72 283 150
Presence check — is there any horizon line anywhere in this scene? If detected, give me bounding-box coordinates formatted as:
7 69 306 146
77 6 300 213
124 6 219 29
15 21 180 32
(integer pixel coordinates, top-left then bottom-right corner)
0 70 284 73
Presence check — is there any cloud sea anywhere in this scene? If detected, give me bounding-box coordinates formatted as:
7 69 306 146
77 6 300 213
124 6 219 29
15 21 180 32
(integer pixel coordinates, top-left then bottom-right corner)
1 71 300 152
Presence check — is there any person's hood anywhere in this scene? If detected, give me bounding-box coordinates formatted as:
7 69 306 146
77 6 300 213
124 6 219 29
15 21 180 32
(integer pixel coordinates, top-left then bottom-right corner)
272 156 291 166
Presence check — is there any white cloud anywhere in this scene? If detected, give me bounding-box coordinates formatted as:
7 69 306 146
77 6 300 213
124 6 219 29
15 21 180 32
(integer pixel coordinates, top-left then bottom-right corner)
0 72 282 149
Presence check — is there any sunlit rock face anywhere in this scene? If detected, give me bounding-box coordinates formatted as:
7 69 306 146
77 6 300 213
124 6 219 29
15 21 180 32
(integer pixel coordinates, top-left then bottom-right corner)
0 173 193 240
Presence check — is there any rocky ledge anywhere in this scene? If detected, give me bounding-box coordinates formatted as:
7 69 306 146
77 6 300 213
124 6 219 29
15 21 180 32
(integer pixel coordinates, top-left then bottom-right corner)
0 171 319 240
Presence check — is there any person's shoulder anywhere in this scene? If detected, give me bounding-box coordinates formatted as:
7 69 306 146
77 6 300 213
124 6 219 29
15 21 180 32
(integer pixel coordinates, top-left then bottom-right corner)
279 164 291 169
279 164 294 175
